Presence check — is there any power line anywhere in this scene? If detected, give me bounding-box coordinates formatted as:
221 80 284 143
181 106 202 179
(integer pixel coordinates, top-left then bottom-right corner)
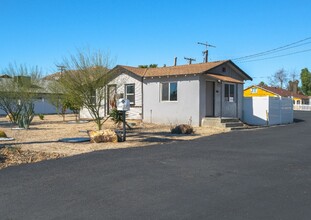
251 76 269 79
236 41 311 61
238 48 311 63
232 36 311 61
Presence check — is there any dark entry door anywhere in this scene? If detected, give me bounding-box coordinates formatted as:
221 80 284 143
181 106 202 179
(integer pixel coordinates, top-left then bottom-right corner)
206 81 215 117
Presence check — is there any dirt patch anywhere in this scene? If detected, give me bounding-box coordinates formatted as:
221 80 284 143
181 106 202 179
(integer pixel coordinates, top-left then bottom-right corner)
0 114 228 169
0 147 64 170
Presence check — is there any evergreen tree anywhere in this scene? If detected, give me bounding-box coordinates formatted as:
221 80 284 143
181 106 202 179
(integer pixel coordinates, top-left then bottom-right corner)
300 68 311 95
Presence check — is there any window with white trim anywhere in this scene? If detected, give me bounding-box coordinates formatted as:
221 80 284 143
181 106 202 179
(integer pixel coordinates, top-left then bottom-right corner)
251 88 257 93
225 84 235 102
125 84 135 105
161 82 177 101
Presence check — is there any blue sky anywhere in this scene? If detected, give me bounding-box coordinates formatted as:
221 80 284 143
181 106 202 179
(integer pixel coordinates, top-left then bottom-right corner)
1 0 310 87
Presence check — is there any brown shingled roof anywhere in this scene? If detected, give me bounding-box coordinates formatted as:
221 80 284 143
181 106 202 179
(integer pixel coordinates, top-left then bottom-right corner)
119 61 227 77
143 60 227 77
117 60 252 81
260 85 309 99
117 65 147 77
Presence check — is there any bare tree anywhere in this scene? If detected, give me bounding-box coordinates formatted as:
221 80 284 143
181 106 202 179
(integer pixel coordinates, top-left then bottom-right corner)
289 71 298 82
269 68 288 88
47 79 81 121
0 64 42 128
53 49 114 130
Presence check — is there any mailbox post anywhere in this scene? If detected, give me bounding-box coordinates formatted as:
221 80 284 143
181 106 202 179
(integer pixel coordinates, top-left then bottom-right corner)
117 98 130 142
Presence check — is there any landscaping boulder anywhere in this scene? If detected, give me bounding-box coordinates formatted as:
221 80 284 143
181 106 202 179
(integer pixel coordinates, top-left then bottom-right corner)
0 130 7 138
171 124 194 134
87 129 119 143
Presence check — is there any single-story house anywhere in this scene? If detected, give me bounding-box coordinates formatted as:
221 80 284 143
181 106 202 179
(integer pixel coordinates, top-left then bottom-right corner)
81 60 252 126
244 85 309 105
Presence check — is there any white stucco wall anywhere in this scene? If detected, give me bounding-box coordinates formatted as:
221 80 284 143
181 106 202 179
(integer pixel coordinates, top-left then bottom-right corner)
109 72 143 120
143 75 201 126
109 73 143 107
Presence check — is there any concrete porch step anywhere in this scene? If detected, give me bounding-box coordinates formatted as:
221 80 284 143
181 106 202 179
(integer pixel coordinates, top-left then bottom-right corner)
202 117 245 130
220 118 240 123
224 122 244 128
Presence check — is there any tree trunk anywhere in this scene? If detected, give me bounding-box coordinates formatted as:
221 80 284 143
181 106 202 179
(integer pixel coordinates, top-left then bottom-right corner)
96 120 102 130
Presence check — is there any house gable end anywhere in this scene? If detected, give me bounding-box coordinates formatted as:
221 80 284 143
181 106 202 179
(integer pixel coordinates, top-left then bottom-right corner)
108 66 143 82
205 61 252 82
244 85 280 97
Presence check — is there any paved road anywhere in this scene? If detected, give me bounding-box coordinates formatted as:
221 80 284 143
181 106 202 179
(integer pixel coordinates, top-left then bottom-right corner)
1 111 311 220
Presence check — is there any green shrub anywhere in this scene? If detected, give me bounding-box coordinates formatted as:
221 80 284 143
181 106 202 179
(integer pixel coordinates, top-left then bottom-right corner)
109 108 123 125
38 114 44 120
0 130 7 138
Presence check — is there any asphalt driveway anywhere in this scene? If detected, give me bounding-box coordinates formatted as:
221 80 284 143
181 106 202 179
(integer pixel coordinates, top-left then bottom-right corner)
1 111 311 220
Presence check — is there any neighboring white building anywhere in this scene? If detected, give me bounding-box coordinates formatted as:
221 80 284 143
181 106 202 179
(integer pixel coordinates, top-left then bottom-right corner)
80 60 252 126
0 75 68 116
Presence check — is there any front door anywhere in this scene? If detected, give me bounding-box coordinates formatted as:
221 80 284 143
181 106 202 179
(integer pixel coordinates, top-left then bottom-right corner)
107 84 117 114
206 81 214 116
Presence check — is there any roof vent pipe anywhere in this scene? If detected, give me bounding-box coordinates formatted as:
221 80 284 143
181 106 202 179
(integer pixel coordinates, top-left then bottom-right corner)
174 57 177 66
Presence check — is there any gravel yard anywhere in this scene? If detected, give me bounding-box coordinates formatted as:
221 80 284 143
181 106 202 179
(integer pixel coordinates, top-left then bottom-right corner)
0 114 227 169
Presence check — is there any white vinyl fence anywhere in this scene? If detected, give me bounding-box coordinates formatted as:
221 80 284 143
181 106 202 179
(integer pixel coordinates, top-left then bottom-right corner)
243 96 293 126
293 104 311 111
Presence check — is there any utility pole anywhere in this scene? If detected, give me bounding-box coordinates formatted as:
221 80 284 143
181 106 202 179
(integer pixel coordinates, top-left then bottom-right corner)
184 57 196 65
56 65 66 74
197 42 216 63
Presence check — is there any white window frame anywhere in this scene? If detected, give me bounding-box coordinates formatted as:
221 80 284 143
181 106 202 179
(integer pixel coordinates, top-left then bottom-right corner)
160 82 178 102
125 84 135 106
224 83 235 102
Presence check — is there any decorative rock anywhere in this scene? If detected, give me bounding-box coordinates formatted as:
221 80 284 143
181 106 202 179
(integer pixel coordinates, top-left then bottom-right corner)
171 124 194 134
87 129 118 143
0 130 7 138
